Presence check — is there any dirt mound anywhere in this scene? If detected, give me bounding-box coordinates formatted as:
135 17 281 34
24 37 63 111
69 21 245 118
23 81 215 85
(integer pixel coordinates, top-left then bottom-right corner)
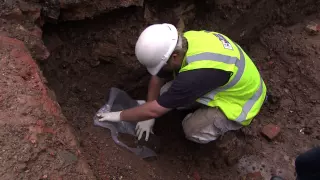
0 35 95 179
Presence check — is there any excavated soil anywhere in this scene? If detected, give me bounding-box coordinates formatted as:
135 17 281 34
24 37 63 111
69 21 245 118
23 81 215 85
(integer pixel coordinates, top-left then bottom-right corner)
40 0 320 179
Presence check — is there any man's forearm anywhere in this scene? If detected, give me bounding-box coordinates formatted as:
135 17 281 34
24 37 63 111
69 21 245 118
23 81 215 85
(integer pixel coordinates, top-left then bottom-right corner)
120 100 170 122
147 76 164 102
118 76 167 122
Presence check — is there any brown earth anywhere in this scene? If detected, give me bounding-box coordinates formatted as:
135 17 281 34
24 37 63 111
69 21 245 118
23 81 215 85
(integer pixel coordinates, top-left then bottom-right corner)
0 33 95 179
0 0 320 179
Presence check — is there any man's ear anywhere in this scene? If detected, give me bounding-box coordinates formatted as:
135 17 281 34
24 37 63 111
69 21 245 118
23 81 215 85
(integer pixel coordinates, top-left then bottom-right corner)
171 53 180 64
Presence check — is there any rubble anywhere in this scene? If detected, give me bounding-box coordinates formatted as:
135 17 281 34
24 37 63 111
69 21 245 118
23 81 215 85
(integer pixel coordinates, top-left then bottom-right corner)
92 42 119 62
261 124 281 140
59 0 144 20
18 1 42 23
305 22 320 35
305 21 320 35
0 35 95 179
1 8 24 21
57 150 78 165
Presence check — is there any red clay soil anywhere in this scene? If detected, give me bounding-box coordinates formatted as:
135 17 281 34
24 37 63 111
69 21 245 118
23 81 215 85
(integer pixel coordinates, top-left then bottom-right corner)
0 35 95 179
0 0 320 180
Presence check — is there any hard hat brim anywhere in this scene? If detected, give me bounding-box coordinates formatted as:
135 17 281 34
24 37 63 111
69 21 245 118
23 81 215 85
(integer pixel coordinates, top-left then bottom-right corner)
147 60 166 76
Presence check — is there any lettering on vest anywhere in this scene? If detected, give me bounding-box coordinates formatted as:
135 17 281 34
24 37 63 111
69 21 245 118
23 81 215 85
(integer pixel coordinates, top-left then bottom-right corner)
214 34 233 50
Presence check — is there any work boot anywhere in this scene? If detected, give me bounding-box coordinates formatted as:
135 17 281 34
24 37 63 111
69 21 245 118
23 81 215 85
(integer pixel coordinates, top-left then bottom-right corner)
270 176 284 180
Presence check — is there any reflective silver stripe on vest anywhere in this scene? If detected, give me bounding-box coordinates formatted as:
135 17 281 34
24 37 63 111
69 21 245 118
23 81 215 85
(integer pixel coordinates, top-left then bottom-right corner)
235 77 264 122
195 43 264 122
187 53 238 65
197 44 245 105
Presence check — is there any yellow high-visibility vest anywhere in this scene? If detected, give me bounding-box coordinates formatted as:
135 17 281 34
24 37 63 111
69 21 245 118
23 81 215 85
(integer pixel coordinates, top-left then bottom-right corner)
180 30 267 125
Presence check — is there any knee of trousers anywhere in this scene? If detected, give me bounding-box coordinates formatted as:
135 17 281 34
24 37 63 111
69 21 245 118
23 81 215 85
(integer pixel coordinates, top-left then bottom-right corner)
182 113 220 144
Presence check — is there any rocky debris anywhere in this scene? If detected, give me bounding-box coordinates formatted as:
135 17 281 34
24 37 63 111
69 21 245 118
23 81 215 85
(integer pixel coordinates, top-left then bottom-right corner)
218 133 246 166
11 24 50 61
2 0 146 23
173 2 195 27
0 1 42 25
144 2 195 31
144 4 158 24
58 0 144 21
26 120 56 144
18 1 42 24
42 0 60 22
299 127 313 135
92 42 119 62
0 0 147 64
0 18 49 61
0 1 49 62
261 124 281 140
0 35 95 179
1 7 24 21
305 21 320 35
57 150 78 165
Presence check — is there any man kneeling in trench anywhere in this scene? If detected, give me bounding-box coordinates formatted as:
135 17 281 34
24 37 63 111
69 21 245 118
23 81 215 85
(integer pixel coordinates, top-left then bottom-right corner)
97 23 267 144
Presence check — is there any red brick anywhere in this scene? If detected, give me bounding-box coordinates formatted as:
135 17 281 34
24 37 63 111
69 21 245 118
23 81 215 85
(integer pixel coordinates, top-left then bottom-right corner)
261 124 281 140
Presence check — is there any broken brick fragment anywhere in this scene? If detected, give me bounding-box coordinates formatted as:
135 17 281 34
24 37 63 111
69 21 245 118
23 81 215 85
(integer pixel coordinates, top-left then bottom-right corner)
261 124 281 140
305 22 320 35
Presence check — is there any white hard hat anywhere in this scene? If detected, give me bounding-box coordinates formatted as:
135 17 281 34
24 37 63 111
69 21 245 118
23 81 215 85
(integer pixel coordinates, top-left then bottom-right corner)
135 23 178 75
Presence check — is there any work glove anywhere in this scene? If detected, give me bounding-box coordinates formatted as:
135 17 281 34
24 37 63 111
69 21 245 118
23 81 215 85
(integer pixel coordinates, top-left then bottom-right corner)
136 119 155 141
96 111 121 122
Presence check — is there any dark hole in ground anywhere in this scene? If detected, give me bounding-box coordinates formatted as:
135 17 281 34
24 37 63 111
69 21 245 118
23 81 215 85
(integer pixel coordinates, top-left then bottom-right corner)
40 5 249 180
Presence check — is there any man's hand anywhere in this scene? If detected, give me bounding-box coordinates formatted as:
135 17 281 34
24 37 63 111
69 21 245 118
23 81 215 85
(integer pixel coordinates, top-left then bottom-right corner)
135 119 155 141
97 111 121 122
